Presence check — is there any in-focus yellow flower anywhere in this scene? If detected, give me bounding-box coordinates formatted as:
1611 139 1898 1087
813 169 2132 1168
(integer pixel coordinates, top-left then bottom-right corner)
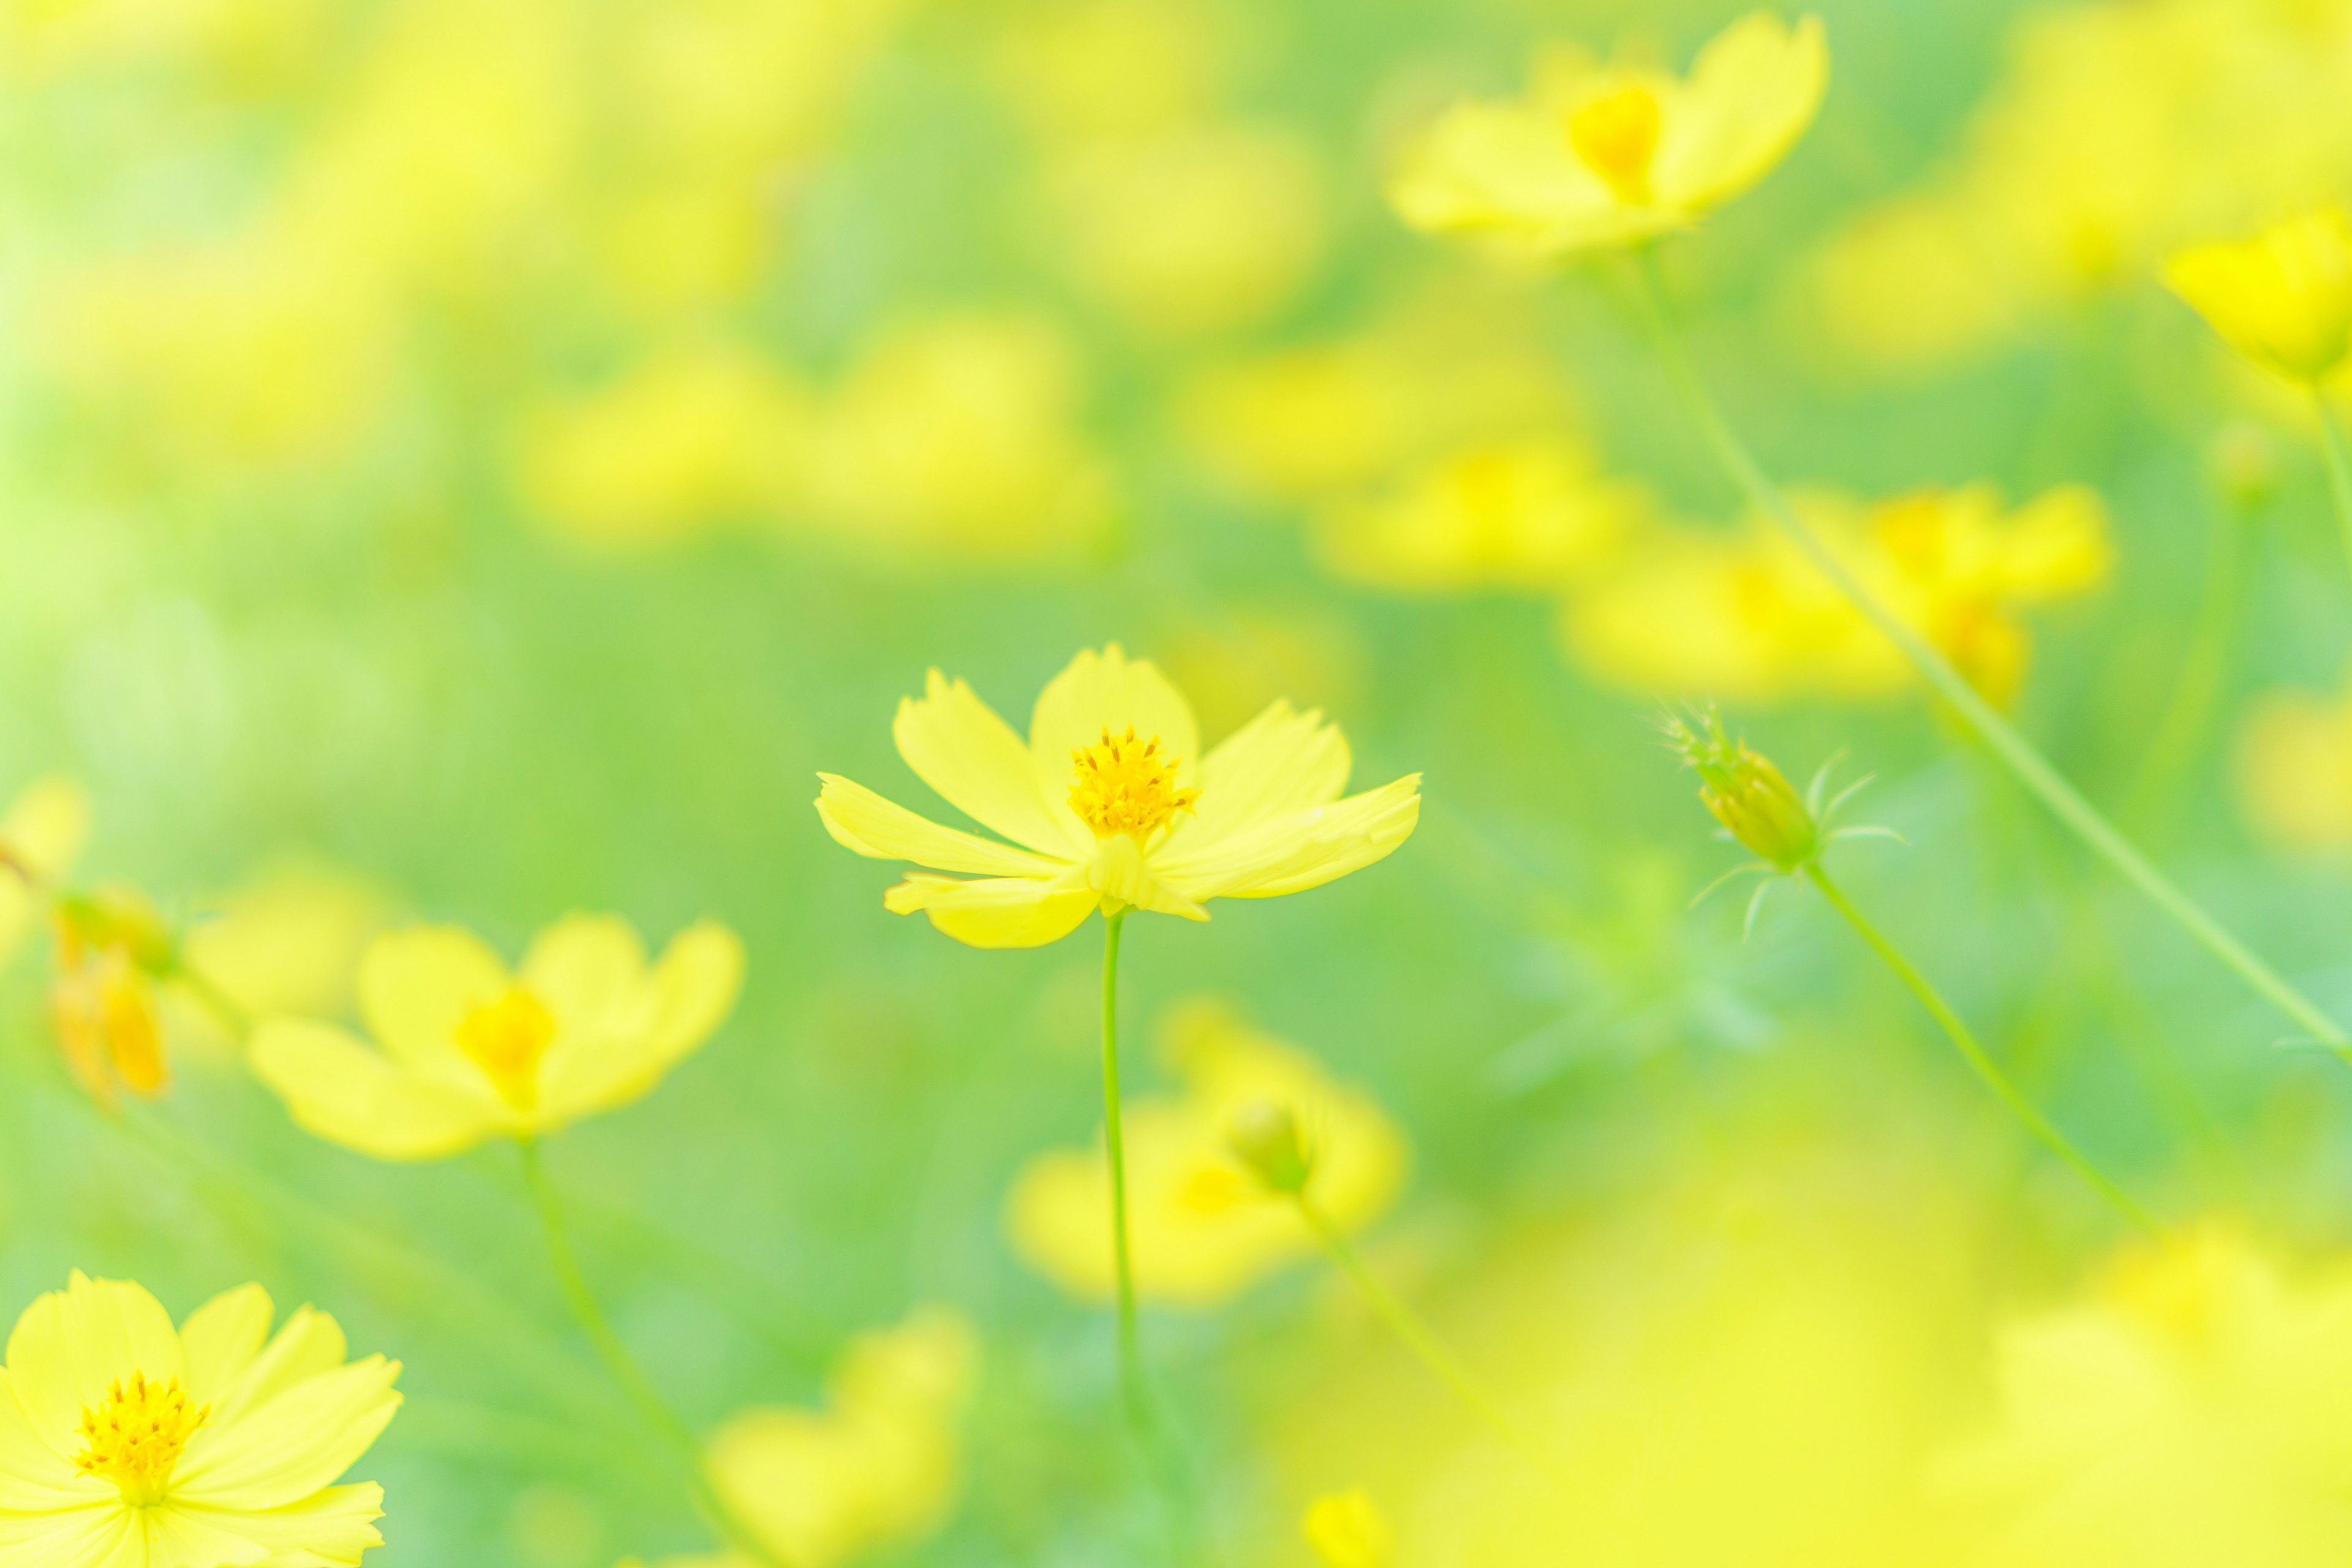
818 646 1420 949
0 1272 401 1567
1006 1000 1407 1303
249 914 744 1159
640 1308 979 1568
1941 1226 2352 1566
1305 1488 1393 1568
0 777 89 968
1389 12 1828 259
2166 207 2352 384
50 889 180 1110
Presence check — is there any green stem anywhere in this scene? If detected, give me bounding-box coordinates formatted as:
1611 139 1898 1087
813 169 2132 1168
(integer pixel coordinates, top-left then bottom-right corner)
2319 394 2352 590
1291 1194 1572 1491
2119 488 2250 835
517 1139 793 1568
1803 864 2163 1235
1099 908 1150 1434
1631 249 2351 1061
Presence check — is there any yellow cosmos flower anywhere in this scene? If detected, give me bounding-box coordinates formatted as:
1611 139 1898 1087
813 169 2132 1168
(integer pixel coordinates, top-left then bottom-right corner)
1005 1000 1407 1303
1388 12 1828 258
816 646 1421 949
1941 1226 2352 1566
1305 1488 1394 1568
249 914 744 1160
635 1308 978 1568
2166 207 2352 385
0 777 90 968
0 1272 401 1567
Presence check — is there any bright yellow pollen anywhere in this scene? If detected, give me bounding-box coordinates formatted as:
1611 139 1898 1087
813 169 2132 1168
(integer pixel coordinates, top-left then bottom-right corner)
1567 83 1663 201
1068 726 1202 841
75 1373 208 1506
453 987 557 1109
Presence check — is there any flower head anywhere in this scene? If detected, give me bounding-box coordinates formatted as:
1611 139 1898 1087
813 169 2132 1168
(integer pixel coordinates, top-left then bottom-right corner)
1006 1000 1407 1304
1389 12 1828 259
249 914 744 1160
816 645 1420 949
2166 208 2352 385
0 1272 401 1565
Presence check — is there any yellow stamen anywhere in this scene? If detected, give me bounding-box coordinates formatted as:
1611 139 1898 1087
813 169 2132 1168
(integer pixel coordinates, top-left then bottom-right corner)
75 1373 207 1506
454 987 557 1110
1567 83 1663 202
1068 726 1202 841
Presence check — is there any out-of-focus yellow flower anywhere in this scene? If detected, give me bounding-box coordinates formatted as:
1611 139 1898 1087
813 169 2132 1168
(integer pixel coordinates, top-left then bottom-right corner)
817 646 1421 949
0 777 89 967
2233 669 2352 850
988 0 1234 145
50 888 179 1109
1305 1488 1393 1568
802 312 1118 565
518 347 810 549
0 1272 401 1566
1940 1226 2352 1566
1314 437 1640 595
249 915 744 1159
645 1308 979 1568
1804 0 2352 368
1050 123 1326 339
1566 484 2111 706
1389 12 1828 260
1005 1000 1407 1303
175 857 397 1051
2165 207 2352 384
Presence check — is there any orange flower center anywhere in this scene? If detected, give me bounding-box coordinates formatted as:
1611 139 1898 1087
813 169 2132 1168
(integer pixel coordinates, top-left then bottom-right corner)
76 1372 208 1506
1068 727 1202 841
1567 84 1662 202
454 987 557 1109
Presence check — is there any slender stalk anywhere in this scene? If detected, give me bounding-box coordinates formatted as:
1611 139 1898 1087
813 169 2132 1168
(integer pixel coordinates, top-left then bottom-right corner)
1803 864 2163 1235
2317 395 2352 589
1630 249 2352 1061
517 1139 793 1568
1291 1194 1572 1491
2119 488 2250 835
1099 908 1150 1433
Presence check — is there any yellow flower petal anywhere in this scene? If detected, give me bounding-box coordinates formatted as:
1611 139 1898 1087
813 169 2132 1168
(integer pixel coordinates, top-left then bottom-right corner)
0 777 89 969
0 1367 85 1505
139 1506 268 1566
163 1483 383 1566
1655 13 1830 211
535 921 744 1126
0 1504 131 1564
815 775 1069 878
4 1275 184 1452
883 875 1098 949
209 1307 348 1430
249 1020 512 1161
1387 100 1628 250
1156 777 1422 900
172 1357 401 1511
2166 207 2352 384
1027 645 1200 813
893 670 1085 856
353 927 511 1090
1173 700 1351 852
177 1287 273 1414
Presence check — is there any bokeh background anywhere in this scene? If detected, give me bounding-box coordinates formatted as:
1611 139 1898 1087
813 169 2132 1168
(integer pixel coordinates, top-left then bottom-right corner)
9 0 2352 1562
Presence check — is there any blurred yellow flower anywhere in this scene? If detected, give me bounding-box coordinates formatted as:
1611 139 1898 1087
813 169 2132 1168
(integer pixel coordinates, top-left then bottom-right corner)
987 0 1234 146
249 914 744 1159
50 888 180 1110
1314 437 1640 595
646 1308 979 1568
1305 1488 1393 1568
1005 1000 1407 1303
175 857 397 1052
0 777 89 967
0 1272 401 1566
818 646 1421 949
1941 1226 2352 1566
1388 12 1828 259
801 312 1119 565
1566 484 2111 706
2166 206 2352 384
518 347 810 549
2233 669 2352 850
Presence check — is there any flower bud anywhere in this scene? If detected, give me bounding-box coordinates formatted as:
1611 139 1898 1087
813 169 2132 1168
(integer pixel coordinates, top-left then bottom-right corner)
1226 1098 1315 1194
1663 709 1819 872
